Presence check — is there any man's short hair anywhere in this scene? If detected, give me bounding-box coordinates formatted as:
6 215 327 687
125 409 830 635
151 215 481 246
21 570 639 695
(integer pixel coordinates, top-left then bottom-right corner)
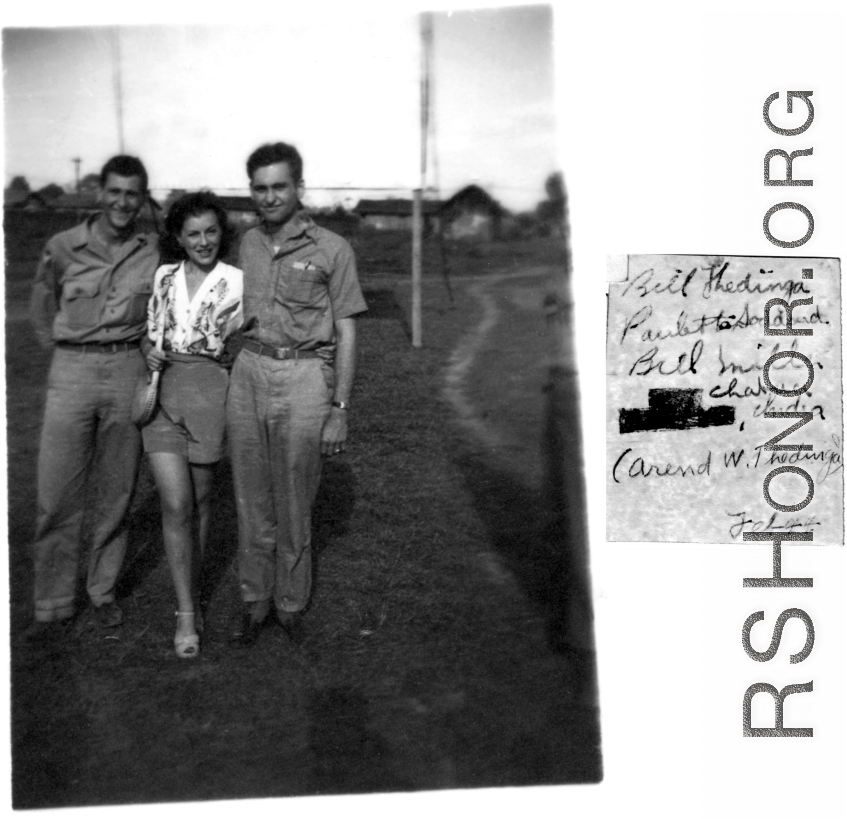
246 143 303 184
99 155 149 192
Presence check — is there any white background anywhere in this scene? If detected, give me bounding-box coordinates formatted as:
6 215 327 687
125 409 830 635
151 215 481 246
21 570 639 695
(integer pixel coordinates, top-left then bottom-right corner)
2 1 845 818
568 1 846 817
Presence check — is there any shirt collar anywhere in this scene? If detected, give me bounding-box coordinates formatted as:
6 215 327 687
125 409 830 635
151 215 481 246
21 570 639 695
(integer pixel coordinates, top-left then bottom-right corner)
261 208 316 246
70 213 153 252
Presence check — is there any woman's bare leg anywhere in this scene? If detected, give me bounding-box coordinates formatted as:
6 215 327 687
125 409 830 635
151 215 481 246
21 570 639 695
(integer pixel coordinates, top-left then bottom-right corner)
148 452 196 645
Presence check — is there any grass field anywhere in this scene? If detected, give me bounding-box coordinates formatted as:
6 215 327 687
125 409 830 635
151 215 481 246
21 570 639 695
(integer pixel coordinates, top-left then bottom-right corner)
5 216 600 807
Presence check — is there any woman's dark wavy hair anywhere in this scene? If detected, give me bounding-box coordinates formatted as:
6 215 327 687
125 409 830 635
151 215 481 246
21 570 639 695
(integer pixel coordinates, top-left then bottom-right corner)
160 191 234 263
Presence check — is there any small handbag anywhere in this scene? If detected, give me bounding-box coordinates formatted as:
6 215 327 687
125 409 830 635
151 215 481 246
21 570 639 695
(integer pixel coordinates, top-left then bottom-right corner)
131 366 162 427
132 279 171 427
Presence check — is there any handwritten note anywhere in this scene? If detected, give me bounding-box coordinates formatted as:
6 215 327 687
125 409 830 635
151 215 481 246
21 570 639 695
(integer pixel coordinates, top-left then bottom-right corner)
607 255 843 543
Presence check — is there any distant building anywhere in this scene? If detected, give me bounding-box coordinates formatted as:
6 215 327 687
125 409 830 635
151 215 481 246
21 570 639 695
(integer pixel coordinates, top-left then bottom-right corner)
353 198 443 234
215 195 260 228
439 185 507 242
352 186 509 241
50 192 162 223
50 192 100 215
4 190 50 211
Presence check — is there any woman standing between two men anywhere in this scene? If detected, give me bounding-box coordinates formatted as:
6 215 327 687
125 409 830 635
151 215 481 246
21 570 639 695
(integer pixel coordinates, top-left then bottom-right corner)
141 191 242 658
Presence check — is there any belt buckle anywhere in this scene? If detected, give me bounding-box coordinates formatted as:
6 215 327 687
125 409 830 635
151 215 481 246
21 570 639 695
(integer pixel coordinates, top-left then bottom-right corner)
274 347 292 361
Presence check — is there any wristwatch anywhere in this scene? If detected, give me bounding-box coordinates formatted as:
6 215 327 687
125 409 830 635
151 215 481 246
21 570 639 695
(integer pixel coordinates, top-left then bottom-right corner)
331 400 350 411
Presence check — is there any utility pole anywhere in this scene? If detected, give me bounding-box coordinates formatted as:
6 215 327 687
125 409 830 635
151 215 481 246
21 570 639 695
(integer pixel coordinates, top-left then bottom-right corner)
72 157 81 192
412 12 433 348
111 27 125 153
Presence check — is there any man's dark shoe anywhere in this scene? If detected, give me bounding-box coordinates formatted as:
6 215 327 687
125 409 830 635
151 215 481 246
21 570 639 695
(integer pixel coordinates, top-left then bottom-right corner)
276 610 305 645
232 601 270 646
94 601 124 628
22 619 73 644
235 613 265 646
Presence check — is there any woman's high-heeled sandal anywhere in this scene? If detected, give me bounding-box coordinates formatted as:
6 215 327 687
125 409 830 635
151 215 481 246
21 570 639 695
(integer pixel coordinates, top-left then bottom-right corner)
174 611 199 658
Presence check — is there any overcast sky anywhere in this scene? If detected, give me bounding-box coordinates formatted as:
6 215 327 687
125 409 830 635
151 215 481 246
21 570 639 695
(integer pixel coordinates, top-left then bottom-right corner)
2 5 558 212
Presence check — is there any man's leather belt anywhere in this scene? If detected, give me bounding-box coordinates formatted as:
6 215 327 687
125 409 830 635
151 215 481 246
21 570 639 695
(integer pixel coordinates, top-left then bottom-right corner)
242 339 321 360
55 341 140 353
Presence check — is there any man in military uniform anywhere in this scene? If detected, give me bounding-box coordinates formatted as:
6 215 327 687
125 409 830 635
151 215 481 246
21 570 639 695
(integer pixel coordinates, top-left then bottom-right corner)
228 142 367 645
27 155 158 638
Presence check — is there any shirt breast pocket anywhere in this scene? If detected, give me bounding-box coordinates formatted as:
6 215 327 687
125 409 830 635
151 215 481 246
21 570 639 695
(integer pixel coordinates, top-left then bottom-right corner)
62 278 102 328
276 267 329 310
129 278 154 323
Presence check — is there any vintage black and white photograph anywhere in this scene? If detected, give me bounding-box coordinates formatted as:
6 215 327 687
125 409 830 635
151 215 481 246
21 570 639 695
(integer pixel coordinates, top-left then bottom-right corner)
3 4 601 809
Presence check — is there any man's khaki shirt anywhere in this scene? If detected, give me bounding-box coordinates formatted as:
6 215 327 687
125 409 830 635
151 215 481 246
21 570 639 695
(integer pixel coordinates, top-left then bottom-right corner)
238 211 367 359
29 215 159 348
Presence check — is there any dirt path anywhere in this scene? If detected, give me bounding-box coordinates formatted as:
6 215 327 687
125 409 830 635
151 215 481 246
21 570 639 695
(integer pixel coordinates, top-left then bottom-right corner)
442 267 561 484
438 267 560 588
435 265 596 662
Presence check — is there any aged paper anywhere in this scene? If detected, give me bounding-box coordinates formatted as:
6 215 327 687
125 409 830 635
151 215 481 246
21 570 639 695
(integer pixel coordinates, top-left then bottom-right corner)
607 254 843 543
